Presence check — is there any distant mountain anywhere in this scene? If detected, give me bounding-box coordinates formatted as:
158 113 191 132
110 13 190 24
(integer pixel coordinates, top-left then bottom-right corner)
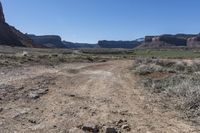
98 40 141 49
62 41 98 48
0 2 36 47
27 35 98 48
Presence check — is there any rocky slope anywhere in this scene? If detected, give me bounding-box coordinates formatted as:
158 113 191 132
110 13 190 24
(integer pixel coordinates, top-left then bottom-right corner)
0 2 37 47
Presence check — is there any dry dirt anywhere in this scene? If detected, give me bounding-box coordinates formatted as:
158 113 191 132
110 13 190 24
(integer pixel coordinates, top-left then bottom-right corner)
0 60 199 133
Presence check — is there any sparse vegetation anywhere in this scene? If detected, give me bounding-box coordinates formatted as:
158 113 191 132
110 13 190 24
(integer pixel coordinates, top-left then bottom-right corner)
133 49 200 59
0 46 134 67
134 57 200 123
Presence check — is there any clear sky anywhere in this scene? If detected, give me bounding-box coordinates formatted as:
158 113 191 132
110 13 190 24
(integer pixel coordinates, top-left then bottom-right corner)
1 0 200 43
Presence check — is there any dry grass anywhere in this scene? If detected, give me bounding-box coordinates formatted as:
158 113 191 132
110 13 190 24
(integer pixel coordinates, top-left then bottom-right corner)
134 58 200 123
0 46 139 68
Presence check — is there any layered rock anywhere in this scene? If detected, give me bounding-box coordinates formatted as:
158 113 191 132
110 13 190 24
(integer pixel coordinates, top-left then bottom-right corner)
187 35 200 47
28 35 65 48
140 34 196 48
0 1 37 47
0 1 5 23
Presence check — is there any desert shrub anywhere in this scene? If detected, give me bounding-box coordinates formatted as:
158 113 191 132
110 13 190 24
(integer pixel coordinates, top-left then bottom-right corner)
135 58 200 123
140 72 200 121
154 59 177 67
135 64 163 75
173 62 186 72
134 57 156 65
135 58 200 74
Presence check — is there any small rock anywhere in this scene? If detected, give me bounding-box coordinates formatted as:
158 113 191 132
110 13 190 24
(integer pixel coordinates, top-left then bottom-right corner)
29 119 37 124
29 92 40 99
105 127 117 133
12 108 30 118
37 89 49 94
121 124 131 131
115 119 127 127
116 119 124 125
0 108 3 112
69 94 75 97
83 106 88 110
28 89 48 99
82 123 99 132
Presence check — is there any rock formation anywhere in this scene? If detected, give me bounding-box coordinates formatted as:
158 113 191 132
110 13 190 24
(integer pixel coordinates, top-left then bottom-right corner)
0 1 37 47
28 35 65 48
0 1 5 23
187 35 200 47
139 34 196 48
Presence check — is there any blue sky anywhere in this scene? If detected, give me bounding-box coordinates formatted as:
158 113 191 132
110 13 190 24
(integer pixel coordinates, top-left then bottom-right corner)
1 0 200 43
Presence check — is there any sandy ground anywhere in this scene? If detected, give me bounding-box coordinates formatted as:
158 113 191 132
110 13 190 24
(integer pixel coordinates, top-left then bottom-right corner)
0 60 199 133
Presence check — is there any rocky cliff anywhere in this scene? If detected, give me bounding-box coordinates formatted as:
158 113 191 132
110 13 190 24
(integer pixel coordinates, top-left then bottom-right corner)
27 35 65 48
0 1 5 23
0 1 37 47
140 34 196 48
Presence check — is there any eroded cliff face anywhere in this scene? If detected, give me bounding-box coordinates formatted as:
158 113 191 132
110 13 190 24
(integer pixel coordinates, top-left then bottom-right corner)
139 34 197 48
0 2 24 46
0 1 38 47
27 35 65 48
0 2 5 23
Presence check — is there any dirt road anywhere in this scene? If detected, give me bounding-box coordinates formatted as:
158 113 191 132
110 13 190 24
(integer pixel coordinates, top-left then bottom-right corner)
0 60 199 133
